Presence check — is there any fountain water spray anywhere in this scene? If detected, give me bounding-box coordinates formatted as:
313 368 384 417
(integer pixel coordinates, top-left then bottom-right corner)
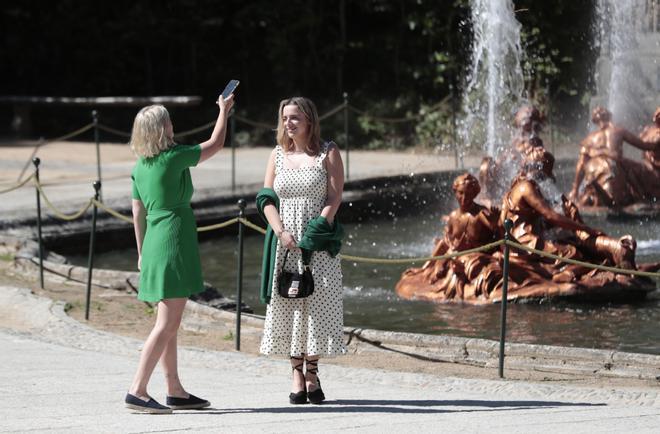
595 0 656 128
460 0 525 158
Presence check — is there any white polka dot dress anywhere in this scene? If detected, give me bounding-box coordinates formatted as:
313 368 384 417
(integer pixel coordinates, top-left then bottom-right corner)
260 142 346 358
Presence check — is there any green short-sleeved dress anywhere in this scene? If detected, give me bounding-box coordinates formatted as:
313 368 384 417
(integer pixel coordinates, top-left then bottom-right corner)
131 144 204 302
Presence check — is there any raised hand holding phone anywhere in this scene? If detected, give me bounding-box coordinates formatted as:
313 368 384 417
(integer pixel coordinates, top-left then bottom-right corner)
220 79 240 100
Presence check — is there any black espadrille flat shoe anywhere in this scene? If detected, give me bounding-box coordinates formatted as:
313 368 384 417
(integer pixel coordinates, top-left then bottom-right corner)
125 393 172 414
166 394 211 410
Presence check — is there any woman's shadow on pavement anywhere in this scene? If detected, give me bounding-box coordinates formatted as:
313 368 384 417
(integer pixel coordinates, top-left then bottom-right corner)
189 398 606 415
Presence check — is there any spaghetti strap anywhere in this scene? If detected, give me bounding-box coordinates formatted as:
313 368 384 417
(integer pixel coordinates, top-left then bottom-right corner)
316 142 331 168
275 146 284 174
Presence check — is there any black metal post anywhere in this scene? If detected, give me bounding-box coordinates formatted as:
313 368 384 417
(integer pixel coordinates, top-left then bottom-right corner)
32 157 44 289
92 110 103 202
85 181 101 321
230 113 236 193
343 92 350 180
498 219 513 378
235 198 246 351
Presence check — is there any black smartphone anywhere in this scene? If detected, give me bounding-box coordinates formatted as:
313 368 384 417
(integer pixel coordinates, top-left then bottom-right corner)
221 79 240 99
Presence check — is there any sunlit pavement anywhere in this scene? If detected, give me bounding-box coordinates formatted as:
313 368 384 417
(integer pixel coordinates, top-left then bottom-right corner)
0 143 484 221
1 286 660 434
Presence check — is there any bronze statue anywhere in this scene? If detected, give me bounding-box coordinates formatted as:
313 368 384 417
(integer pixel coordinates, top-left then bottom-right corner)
395 173 577 303
479 105 546 202
395 174 503 302
501 148 638 280
569 106 657 208
639 107 660 199
396 152 658 304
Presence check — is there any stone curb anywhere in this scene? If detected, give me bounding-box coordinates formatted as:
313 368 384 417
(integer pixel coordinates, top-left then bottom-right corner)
183 296 660 381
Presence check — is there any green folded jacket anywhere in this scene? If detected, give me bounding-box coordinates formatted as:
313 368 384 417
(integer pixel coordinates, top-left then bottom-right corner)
256 188 279 304
298 215 344 264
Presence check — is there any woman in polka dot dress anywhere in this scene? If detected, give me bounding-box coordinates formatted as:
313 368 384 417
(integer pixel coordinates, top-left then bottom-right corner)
260 96 346 404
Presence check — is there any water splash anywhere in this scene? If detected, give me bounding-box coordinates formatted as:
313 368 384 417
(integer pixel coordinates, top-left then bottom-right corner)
595 0 652 128
460 0 525 157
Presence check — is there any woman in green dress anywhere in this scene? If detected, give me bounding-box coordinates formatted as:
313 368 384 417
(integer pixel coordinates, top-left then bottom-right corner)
124 94 234 414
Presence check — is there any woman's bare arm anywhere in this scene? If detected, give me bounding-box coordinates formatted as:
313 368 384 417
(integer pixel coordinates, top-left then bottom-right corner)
320 144 344 224
262 148 296 250
198 94 235 163
132 199 146 269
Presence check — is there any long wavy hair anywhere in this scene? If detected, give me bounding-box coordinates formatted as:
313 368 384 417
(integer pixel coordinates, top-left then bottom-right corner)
129 104 174 158
276 97 321 154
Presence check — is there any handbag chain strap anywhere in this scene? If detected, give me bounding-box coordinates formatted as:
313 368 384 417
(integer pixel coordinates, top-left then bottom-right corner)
281 249 312 271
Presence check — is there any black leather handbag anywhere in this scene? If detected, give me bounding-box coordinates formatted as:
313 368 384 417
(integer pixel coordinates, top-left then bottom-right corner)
277 250 314 299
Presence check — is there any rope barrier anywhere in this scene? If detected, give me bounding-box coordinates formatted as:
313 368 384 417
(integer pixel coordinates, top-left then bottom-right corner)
197 217 240 232
35 181 94 221
96 124 132 138
233 103 346 129
347 97 449 124
238 217 267 234
16 123 95 182
80 99 447 145
174 121 215 138
192 216 660 277
341 239 505 264
40 123 95 144
318 103 347 121
0 173 35 195
233 114 275 130
92 199 133 223
505 240 660 278
20 185 660 279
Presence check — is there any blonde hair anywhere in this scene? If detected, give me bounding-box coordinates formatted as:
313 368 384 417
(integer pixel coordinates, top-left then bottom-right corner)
129 104 174 158
276 97 321 154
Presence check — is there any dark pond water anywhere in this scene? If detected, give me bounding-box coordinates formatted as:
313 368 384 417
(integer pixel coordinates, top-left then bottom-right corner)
71 208 660 355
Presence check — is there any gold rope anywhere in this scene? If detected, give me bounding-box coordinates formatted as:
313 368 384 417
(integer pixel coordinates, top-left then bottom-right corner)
92 199 133 223
318 104 347 121
197 217 240 232
505 240 660 278
91 199 242 231
347 97 449 124
16 123 95 182
35 180 93 221
340 239 505 264
238 217 268 234
174 121 216 138
0 173 35 194
20 189 660 279
96 124 132 138
233 114 276 130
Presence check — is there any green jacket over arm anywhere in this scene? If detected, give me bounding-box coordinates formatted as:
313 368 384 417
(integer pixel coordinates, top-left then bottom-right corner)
256 188 279 304
298 216 344 264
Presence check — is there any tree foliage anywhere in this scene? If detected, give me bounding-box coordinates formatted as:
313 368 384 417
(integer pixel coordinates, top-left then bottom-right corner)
1 0 596 145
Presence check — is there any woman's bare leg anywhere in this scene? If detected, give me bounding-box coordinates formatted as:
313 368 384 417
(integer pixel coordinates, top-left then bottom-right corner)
128 298 187 399
290 355 305 393
304 356 320 392
161 332 188 398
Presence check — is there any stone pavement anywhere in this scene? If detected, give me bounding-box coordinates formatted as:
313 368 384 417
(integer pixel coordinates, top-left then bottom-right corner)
2 285 660 434
0 140 482 221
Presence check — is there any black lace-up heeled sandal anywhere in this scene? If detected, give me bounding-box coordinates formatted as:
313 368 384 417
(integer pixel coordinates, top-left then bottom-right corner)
305 359 325 404
289 356 308 404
